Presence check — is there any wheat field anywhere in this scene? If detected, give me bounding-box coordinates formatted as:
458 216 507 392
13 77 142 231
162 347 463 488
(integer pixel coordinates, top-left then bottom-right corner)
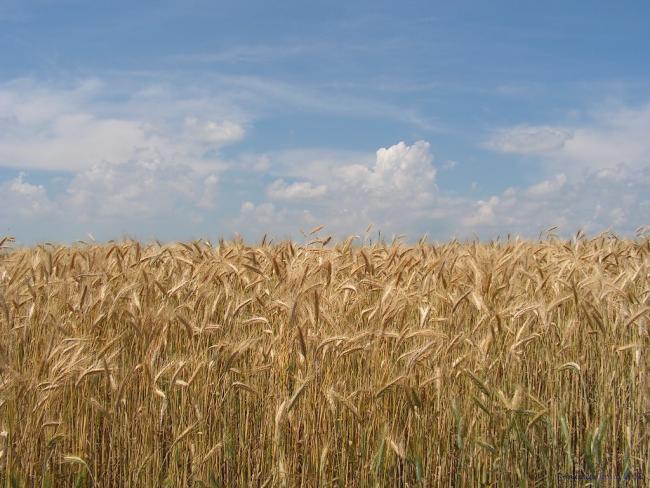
0 233 648 486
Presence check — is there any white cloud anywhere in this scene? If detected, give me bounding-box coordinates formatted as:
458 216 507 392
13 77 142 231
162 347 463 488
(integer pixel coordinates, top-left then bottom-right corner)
238 143 438 211
1 115 151 172
234 200 318 239
266 179 327 200
526 173 567 196
462 196 501 227
232 141 441 238
62 154 211 221
198 174 220 209
183 44 311 64
487 103 650 175
209 74 437 131
442 159 458 170
233 135 648 240
0 172 53 218
338 140 437 207
459 164 650 236
183 117 245 146
487 125 573 154
0 78 248 237
0 79 246 173
470 102 650 237
240 201 280 224
2 76 647 243
255 148 373 182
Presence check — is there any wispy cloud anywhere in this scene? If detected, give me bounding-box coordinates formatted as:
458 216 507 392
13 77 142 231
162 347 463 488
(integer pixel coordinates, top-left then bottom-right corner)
180 44 316 64
211 74 438 131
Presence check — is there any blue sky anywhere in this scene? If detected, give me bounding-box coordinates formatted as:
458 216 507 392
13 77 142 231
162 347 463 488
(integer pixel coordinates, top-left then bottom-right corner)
1 0 649 243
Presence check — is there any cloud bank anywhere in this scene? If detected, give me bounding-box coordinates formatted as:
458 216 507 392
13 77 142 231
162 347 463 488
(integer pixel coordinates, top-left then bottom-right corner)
1 78 648 242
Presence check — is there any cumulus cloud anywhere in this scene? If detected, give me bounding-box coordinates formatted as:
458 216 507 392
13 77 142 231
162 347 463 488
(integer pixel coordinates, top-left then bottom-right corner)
233 132 647 240
469 101 650 236
0 79 246 172
460 164 650 236
0 78 251 240
266 179 327 200
240 201 281 224
337 140 437 208
1 160 222 241
198 174 220 209
237 201 315 234
0 108 151 172
461 196 504 227
231 141 441 238
340 140 435 190
0 172 53 218
63 157 211 221
183 117 245 146
526 173 567 196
